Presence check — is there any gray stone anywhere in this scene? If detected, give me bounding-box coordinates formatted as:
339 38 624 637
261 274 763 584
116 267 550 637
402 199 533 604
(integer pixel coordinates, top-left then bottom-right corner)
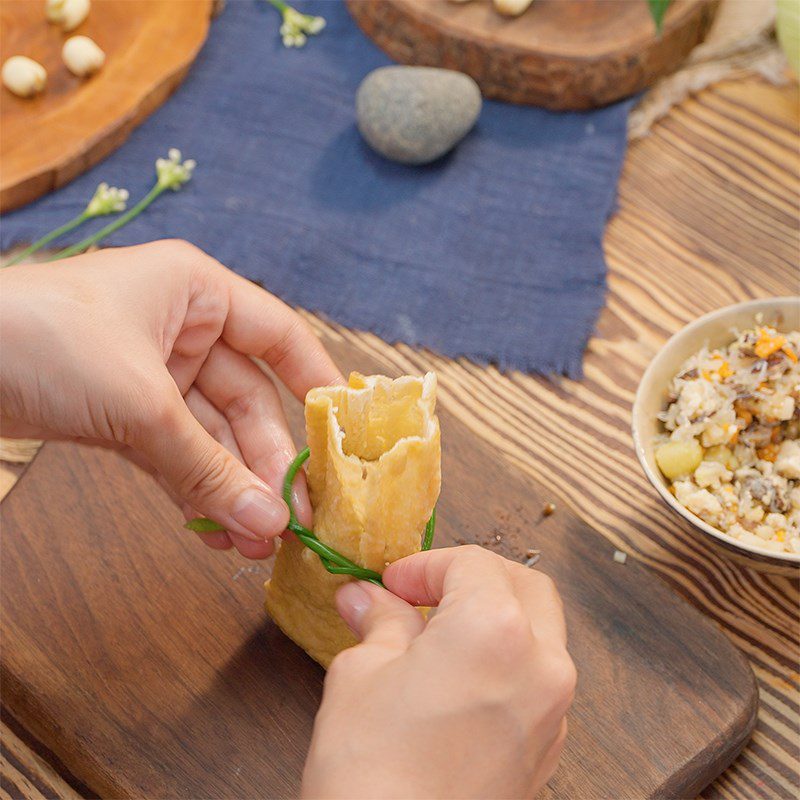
356 66 482 165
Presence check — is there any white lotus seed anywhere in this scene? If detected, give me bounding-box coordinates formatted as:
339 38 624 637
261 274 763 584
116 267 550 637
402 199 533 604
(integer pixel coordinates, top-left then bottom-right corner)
62 36 105 78
45 0 63 22
493 0 535 16
2 56 47 98
46 0 91 32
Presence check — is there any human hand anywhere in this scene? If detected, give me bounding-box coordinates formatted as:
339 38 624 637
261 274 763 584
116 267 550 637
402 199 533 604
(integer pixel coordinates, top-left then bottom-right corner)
303 545 576 799
0 240 342 558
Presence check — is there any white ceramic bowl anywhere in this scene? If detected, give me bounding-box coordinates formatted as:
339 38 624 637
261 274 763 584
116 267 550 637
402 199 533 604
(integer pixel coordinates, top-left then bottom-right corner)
633 297 800 575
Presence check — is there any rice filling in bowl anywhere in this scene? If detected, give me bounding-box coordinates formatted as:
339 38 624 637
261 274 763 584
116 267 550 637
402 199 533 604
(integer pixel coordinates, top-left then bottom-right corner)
655 324 800 554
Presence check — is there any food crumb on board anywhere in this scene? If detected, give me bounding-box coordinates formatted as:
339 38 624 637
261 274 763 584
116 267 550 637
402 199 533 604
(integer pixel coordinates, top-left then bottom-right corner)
543 501 557 517
232 565 263 581
613 550 628 564
524 548 542 567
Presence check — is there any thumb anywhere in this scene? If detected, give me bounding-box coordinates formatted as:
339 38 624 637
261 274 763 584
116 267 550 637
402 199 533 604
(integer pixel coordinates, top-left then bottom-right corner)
132 379 289 541
336 581 426 655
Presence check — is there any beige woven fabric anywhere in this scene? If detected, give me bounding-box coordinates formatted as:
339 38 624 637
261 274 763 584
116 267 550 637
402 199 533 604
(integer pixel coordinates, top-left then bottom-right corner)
629 0 788 140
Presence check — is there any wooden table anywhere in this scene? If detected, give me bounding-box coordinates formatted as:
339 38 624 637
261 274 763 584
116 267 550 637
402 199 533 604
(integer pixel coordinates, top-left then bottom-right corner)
1 74 798 799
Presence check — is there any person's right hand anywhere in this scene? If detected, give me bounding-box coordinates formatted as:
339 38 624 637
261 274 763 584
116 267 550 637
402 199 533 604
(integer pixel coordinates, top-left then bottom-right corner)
303 545 576 799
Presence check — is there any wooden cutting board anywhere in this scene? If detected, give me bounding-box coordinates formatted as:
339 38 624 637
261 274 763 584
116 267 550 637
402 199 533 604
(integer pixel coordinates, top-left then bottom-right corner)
346 0 718 109
0 0 212 212
0 335 757 799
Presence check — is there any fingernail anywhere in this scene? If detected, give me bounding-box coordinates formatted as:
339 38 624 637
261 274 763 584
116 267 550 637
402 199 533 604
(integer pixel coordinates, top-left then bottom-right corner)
336 582 372 635
262 450 312 528
231 486 289 541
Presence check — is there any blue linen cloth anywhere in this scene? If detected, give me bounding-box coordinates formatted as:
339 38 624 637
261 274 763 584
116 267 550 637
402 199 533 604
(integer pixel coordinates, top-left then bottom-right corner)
0 0 633 375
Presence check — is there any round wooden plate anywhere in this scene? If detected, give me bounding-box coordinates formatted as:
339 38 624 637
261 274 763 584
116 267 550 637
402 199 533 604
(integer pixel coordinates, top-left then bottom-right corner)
346 0 718 110
0 0 213 212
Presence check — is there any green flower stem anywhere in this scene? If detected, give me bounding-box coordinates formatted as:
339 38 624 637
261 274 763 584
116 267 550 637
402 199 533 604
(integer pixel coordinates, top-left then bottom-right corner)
7 212 90 266
266 0 289 11
48 182 166 262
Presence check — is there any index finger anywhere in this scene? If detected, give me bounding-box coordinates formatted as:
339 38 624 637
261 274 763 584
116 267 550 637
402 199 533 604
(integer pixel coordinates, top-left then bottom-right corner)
383 545 513 608
383 545 567 646
220 269 343 400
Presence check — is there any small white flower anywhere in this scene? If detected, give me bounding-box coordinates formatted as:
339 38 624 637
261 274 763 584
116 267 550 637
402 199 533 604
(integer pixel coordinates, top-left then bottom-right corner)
85 182 129 216
306 16 325 34
275 3 325 49
156 148 196 190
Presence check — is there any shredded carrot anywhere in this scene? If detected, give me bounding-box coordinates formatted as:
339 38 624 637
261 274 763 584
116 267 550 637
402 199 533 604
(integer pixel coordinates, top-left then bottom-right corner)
782 344 798 363
776 529 786 542
717 361 733 379
757 443 780 462
754 328 787 359
734 401 753 427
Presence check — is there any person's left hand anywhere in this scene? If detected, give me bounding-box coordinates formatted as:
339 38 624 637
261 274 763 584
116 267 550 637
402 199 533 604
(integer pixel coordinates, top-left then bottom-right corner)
0 240 343 558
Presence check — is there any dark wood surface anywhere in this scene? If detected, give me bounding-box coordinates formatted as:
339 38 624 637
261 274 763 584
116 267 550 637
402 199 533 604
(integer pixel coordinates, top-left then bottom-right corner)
1 334 758 799
346 0 718 109
0 0 212 212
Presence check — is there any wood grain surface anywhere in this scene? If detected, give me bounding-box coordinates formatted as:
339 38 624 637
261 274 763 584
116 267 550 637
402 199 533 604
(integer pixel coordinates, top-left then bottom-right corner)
1 412 758 798
0 74 798 800
346 0 718 109
0 0 212 212
298 78 800 799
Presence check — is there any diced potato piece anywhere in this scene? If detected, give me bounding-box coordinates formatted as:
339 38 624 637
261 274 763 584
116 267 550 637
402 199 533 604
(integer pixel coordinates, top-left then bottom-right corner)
704 445 739 470
694 460 731 489
775 439 800 479
655 439 703 480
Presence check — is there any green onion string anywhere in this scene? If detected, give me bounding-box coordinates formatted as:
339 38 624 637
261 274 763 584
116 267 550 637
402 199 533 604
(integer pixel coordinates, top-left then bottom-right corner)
185 446 437 587
422 507 436 552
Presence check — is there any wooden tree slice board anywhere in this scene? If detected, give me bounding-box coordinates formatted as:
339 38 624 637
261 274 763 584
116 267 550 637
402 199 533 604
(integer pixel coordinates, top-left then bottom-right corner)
0 0 212 212
0 335 757 799
346 0 718 109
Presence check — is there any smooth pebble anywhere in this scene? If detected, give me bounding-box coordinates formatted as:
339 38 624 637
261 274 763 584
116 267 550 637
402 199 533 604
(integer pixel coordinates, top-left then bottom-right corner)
356 66 482 165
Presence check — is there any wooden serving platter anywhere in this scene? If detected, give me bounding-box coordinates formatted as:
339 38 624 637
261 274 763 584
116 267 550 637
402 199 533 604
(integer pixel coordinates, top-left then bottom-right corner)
0 335 757 799
0 0 212 212
347 0 718 109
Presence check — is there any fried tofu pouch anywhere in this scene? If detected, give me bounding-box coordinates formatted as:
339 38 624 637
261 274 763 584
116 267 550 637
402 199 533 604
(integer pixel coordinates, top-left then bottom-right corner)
265 372 441 667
